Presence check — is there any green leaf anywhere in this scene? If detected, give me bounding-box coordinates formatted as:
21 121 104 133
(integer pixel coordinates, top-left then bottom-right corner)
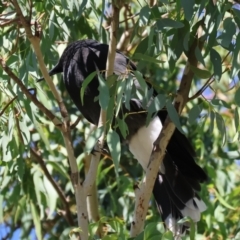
31 103 51 151
234 108 239 132
43 175 58 217
107 129 121 177
213 188 236 210
180 0 195 21
85 126 104 154
211 99 230 108
80 71 97 103
218 17 236 48
189 104 202 125
115 79 126 117
49 11 55 40
134 71 148 106
18 117 30 145
47 161 70 179
161 231 174 240
157 19 184 30
210 49 222 81
134 71 148 94
230 34 240 78
195 46 205 67
183 31 190 51
215 112 226 146
98 74 110 110
234 87 240 107
189 65 212 79
166 100 184 133
30 201 42 240
124 76 133 110
144 222 164 239
102 235 118 240
146 94 166 125
79 0 87 15
209 110 215 133
16 157 25 182
134 232 144 240
139 5 151 26
117 117 129 139
133 53 164 64
14 195 27 224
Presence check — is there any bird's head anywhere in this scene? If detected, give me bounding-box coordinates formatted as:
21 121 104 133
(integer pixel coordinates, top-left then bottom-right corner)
37 61 63 82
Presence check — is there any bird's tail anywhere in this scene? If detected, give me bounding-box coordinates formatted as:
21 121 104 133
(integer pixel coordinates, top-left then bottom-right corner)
152 154 207 239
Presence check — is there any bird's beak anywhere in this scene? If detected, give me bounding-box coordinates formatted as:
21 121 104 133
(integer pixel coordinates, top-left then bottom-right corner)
37 77 44 82
37 62 63 82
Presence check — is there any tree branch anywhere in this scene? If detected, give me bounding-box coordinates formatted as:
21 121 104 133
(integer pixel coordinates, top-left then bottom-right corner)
70 116 82 129
84 154 100 222
81 2 120 238
130 34 205 237
11 0 68 123
0 95 17 117
9 2 88 238
0 59 62 127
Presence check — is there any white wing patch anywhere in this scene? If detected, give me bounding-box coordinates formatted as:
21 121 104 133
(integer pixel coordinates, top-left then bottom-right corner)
129 117 162 170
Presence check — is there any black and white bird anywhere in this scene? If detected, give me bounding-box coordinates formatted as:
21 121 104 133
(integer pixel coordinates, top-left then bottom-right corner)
39 39 208 238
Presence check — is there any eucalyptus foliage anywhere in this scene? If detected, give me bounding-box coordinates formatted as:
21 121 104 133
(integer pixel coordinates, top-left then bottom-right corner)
0 0 240 239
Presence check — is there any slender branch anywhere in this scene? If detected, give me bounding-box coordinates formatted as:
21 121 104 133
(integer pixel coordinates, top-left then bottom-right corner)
0 18 19 27
84 0 120 196
10 2 87 238
63 130 88 240
130 33 205 237
82 2 120 238
30 148 75 226
0 96 17 117
11 0 68 123
0 11 16 17
70 116 82 129
117 28 133 52
105 12 139 30
84 154 100 222
84 0 120 198
0 58 62 127
188 51 231 101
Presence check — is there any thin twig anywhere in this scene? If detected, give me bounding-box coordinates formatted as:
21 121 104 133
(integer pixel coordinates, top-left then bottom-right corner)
104 12 139 30
0 96 17 117
0 18 19 27
84 154 100 222
188 51 231 101
70 116 82 129
0 58 62 127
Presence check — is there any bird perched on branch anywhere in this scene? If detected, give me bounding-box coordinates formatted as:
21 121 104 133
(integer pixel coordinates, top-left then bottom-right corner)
39 39 207 238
